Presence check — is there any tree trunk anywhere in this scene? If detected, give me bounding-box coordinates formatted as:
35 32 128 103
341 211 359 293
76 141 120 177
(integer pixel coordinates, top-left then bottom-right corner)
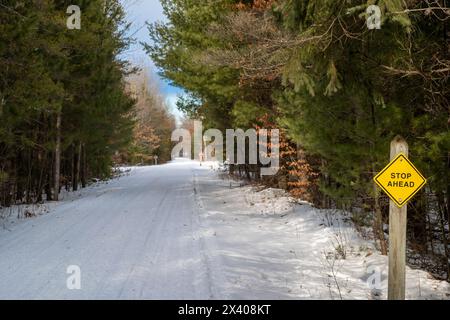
81 143 87 188
446 151 450 230
72 142 81 191
409 192 427 252
53 112 61 201
373 182 388 255
46 154 53 201
437 193 450 281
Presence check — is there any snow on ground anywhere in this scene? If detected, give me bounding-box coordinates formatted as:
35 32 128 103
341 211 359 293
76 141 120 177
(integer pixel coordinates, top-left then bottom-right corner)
193 165 450 300
0 168 134 230
0 159 448 300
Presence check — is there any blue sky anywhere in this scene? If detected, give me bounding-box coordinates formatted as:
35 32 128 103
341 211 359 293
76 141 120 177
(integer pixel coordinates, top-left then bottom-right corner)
120 0 184 116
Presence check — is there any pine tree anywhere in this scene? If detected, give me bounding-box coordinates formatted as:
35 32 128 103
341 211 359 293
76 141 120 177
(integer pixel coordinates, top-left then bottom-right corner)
0 0 136 207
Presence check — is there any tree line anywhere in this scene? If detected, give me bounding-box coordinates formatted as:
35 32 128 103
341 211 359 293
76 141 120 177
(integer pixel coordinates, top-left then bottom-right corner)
0 1 174 209
147 0 450 280
119 70 176 166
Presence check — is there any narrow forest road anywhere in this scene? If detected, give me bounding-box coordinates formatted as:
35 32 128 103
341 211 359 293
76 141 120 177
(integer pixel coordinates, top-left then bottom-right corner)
0 159 217 299
1 159 449 300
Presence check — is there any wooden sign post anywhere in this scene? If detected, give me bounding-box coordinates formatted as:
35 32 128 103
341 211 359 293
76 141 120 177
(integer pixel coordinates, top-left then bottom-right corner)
373 136 427 300
388 136 408 300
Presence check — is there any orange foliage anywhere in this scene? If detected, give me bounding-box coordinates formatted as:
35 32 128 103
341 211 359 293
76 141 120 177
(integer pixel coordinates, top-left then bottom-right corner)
235 0 277 11
254 114 319 201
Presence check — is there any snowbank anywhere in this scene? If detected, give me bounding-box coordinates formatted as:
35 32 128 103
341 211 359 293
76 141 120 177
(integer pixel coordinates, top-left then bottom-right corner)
193 170 450 300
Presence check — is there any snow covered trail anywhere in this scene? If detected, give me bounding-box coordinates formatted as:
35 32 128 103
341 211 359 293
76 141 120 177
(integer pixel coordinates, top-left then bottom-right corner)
0 159 216 299
0 159 448 300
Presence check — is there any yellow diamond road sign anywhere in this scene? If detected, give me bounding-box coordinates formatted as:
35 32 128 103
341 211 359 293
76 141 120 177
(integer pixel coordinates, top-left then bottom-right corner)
374 153 427 208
